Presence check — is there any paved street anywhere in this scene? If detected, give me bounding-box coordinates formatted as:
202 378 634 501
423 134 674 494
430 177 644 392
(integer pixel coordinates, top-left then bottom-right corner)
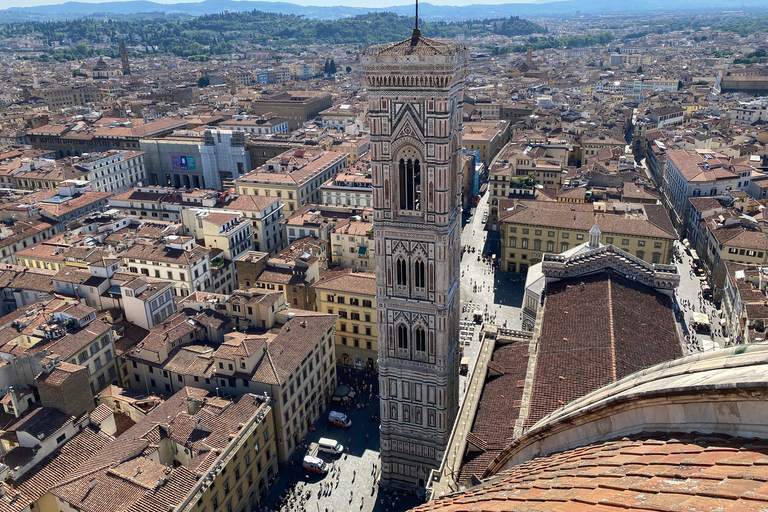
259 191 530 512
257 194 726 512
457 192 525 397
670 240 727 352
261 367 421 512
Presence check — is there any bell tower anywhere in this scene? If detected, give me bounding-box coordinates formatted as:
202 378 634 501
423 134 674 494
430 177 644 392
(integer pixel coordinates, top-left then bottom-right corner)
362 27 468 490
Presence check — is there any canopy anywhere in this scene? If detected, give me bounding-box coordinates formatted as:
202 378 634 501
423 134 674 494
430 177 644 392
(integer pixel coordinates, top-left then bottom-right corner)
693 312 710 325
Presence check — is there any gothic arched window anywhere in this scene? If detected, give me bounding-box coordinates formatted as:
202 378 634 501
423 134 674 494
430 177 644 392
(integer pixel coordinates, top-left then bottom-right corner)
415 327 426 353
398 157 422 211
414 259 425 289
395 257 407 286
397 324 408 350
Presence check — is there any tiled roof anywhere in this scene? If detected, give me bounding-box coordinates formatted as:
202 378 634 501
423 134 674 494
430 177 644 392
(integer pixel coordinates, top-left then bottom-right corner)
458 340 529 486
253 312 336 385
0 427 112 512
413 432 768 512
527 272 682 427
7 407 73 442
49 388 268 512
368 33 457 57
313 270 376 295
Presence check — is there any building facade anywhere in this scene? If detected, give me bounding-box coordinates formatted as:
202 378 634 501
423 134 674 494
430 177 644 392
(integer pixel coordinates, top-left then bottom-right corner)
313 272 378 370
362 29 468 490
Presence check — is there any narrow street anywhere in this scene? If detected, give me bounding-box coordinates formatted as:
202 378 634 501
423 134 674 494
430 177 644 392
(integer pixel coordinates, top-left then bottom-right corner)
671 240 726 352
457 191 525 398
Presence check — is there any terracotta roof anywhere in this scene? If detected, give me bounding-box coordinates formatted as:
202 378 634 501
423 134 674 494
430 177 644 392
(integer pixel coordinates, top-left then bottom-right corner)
414 433 768 512
0 428 112 512
313 270 376 295
252 312 336 385
458 340 529 486
527 272 682 428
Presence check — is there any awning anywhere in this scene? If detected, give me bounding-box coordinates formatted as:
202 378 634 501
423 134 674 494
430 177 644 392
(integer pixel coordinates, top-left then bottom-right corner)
358 246 367 255
690 249 699 261
720 318 727 326
683 239 691 249
693 312 710 325
702 284 711 291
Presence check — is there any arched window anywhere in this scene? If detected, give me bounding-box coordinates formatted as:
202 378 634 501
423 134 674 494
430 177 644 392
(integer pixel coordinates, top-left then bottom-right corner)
415 327 426 353
414 260 425 289
395 258 407 286
397 324 408 350
398 157 422 211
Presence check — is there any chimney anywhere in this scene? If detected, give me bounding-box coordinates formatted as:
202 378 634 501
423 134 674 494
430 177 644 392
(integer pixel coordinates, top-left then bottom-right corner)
8 387 20 418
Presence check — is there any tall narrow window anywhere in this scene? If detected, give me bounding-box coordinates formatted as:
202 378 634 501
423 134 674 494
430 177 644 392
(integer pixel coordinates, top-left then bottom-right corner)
413 159 421 211
396 258 407 286
399 159 407 209
414 260 425 289
397 324 408 350
415 327 426 353
399 157 422 211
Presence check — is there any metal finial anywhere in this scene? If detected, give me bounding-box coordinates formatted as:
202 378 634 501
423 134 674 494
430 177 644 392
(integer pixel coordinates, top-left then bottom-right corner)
411 0 421 42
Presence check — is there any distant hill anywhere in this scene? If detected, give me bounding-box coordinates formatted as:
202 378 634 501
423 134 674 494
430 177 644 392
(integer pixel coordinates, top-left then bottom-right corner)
3 0 768 23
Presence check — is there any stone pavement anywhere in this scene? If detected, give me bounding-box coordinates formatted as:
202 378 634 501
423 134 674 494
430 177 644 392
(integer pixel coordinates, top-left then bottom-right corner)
260 367 423 512
259 191 531 512
457 192 526 395
671 240 726 352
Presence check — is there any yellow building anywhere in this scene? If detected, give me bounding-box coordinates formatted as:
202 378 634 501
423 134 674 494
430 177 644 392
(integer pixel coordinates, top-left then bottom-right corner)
330 135 370 162
700 213 768 300
180 210 254 261
26 388 279 512
499 201 677 273
235 148 347 214
330 218 374 270
313 271 377 370
462 120 510 166
487 137 570 230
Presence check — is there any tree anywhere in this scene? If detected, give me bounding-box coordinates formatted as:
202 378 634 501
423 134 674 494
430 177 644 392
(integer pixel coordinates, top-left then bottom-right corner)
756 319 766 333
329 59 336 74
197 76 210 88
636 66 643 74
678 80 684 90
345 65 352 73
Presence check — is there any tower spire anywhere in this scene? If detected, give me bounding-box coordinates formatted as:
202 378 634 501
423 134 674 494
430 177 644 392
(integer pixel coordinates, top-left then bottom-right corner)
412 0 420 41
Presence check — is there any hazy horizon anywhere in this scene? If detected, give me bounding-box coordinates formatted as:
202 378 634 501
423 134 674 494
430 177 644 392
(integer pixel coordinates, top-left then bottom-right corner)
5 0 543 8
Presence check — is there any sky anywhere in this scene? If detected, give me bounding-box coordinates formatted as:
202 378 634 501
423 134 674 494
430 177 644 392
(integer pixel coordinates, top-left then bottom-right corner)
4 0 533 8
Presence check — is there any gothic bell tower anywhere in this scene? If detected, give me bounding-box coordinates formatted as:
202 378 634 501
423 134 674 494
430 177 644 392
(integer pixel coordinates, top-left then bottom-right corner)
362 26 468 490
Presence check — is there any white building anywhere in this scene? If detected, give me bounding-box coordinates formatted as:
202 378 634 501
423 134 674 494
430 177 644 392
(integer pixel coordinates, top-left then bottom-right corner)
199 128 250 191
122 235 212 300
662 149 752 235
320 169 373 207
75 150 146 193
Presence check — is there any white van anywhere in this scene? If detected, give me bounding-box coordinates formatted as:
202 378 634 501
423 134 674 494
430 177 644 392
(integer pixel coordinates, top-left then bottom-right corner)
328 411 352 427
302 455 328 474
318 437 344 455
